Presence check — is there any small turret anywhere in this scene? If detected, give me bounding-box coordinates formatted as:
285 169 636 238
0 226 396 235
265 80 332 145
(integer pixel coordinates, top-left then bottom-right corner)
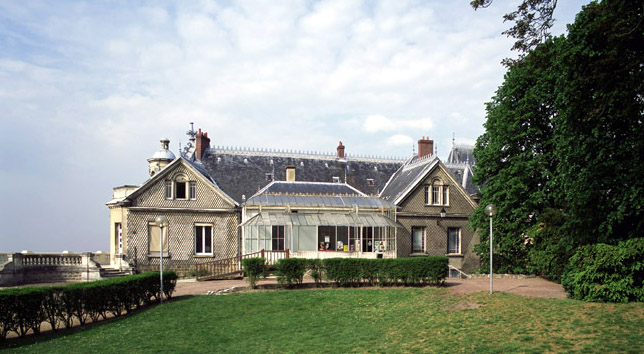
148 139 176 176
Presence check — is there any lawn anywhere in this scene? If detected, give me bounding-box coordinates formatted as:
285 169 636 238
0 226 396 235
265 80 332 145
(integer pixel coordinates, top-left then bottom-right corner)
2 288 643 353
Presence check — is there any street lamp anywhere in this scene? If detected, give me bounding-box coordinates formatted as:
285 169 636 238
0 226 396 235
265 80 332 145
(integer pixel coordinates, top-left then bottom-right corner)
155 215 169 304
484 204 497 294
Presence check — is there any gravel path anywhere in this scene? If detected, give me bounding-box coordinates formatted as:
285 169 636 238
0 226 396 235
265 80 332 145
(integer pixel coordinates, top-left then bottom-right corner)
174 276 567 299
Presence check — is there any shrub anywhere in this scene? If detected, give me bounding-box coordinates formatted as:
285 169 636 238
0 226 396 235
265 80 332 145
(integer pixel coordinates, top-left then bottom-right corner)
242 257 265 289
322 257 448 287
0 271 178 340
276 258 308 288
562 238 644 302
307 259 324 287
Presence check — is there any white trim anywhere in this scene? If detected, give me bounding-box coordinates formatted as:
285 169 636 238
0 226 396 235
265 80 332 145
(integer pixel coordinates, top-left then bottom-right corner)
447 227 461 255
194 223 214 255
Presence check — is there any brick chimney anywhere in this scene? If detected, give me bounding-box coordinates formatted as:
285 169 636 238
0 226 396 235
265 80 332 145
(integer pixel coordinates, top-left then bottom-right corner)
337 141 345 159
418 136 434 159
195 128 210 160
286 165 296 182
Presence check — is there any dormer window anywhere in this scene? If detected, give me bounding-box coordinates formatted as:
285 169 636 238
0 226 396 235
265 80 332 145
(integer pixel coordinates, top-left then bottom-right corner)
332 176 340 183
266 173 274 182
367 178 375 186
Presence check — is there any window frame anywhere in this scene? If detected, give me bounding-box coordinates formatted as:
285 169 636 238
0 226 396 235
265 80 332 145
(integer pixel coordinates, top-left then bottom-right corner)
164 181 173 200
189 182 197 200
427 179 450 206
411 226 426 253
272 225 285 251
447 227 461 255
195 224 214 255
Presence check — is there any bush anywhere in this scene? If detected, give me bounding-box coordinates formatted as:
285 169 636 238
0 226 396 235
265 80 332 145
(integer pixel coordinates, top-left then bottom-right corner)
307 259 324 287
0 271 178 341
242 258 265 289
322 257 448 287
562 238 644 302
276 258 308 288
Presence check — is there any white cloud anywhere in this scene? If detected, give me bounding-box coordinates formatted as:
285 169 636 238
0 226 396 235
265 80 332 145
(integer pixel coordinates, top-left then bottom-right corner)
0 0 591 252
386 134 414 146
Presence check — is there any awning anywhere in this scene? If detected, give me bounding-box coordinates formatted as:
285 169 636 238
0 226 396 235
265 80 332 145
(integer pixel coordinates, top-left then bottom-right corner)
240 212 398 228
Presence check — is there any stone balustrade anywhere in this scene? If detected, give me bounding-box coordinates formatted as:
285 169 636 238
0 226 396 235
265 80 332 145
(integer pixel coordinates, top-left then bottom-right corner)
0 252 104 287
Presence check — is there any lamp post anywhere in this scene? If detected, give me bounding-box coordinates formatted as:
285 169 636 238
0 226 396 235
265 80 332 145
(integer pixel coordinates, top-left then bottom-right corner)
155 215 168 304
484 204 497 294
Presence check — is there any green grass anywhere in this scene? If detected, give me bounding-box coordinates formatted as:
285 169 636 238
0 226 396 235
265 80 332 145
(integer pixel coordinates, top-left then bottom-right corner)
2 288 644 353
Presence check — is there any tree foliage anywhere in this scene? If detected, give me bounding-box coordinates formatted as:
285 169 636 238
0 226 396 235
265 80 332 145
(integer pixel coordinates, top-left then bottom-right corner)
471 0 558 62
472 0 644 276
471 37 562 273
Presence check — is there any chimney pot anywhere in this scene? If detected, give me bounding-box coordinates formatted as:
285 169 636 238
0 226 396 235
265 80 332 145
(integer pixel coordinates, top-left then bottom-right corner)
195 128 211 160
418 137 434 159
337 141 345 159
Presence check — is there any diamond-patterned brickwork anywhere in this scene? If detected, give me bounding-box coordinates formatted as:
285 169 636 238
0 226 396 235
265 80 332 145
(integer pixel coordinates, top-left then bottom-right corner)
127 210 238 270
124 161 239 272
132 164 234 210
395 165 480 271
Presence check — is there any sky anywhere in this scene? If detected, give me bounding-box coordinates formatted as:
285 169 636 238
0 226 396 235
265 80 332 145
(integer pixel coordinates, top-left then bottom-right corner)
0 0 590 253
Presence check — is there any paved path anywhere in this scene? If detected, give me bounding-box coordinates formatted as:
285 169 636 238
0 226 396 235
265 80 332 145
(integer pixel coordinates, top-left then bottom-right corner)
174 276 567 299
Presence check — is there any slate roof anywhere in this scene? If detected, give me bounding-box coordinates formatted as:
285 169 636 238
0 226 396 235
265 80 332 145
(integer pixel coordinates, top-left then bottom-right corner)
447 144 475 166
445 163 479 195
200 147 404 204
379 151 480 204
259 181 364 196
246 181 395 209
379 155 439 203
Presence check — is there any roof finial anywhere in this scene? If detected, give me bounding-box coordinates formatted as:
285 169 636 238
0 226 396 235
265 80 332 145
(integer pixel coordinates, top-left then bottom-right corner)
452 132 455 148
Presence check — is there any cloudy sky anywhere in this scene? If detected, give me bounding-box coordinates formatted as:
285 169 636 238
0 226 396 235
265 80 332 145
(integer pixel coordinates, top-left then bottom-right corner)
0 0 589 253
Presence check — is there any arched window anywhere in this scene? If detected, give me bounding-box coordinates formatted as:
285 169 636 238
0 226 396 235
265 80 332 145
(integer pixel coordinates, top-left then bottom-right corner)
426 178 449 206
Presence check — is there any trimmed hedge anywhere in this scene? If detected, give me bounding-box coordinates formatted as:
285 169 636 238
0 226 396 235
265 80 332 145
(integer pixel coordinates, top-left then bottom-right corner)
0 271 177 341
275 258 308 288
242 258 265 289
322 257 448 287
562 238 644 302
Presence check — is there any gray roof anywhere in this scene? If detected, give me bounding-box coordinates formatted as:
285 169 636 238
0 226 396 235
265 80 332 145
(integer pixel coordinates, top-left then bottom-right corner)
447 144 475 166
246 193 396 209
260 181 364 196
445 163 479 195
200 148 404 203
241 212 397 227
379 155 439 203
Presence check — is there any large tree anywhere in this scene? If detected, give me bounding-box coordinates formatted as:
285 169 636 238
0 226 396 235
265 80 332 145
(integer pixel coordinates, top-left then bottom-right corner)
554 0 644 245
472 0 644 276
471 38 562 273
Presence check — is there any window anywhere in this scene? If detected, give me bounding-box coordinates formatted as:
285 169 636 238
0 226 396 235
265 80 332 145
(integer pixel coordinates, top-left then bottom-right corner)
367 178 375 186
272 226 285 250
148 222 168 255
412 227 425 253
175 182 187 199
115 223 123 254
318 226 336 251
195 225 213 255
165 181 173 200
266 173 274 182
427 179 449 206
448 227 461 254
332 176 340 183
189 182 197 200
